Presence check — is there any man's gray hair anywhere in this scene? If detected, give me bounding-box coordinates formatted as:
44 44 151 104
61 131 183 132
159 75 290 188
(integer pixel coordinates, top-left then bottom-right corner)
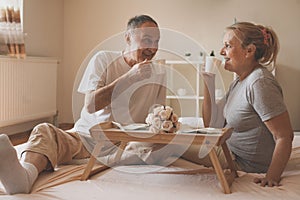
127 14 158 30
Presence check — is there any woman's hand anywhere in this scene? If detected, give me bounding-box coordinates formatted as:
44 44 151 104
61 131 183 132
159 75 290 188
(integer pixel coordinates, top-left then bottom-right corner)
255 111 294 187
253 176 280 187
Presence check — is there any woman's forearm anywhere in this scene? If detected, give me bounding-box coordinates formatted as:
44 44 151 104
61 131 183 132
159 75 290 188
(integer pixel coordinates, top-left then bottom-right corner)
266 137 292 182
201 72 225 128
202 80 212 127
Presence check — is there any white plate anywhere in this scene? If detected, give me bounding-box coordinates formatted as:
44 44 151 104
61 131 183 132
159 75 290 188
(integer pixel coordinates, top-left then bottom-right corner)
122 123 149 130
178 117 204 128
181 127 222 134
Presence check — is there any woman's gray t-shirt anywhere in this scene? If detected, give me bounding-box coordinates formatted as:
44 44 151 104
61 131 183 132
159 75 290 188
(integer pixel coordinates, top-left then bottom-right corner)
224 67 287 173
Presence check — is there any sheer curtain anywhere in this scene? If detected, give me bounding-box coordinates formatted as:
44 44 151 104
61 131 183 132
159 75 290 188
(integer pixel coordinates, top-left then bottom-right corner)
0 0 25 58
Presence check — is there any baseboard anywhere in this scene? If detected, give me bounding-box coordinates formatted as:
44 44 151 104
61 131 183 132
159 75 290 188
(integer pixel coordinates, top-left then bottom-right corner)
9 130 31 146
5 122 74 146
0 117 54 136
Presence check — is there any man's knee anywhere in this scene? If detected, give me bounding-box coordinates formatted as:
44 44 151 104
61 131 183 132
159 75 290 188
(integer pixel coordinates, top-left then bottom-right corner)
30 123 57 139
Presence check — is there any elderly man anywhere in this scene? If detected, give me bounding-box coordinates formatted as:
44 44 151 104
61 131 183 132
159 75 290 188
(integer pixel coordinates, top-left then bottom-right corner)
0 14 167 194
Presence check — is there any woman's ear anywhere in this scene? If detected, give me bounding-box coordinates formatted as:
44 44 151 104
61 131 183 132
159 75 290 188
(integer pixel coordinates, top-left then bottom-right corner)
245 44 256 58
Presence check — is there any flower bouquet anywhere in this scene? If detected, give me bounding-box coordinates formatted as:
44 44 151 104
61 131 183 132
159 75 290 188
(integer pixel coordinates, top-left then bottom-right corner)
145 105 181 133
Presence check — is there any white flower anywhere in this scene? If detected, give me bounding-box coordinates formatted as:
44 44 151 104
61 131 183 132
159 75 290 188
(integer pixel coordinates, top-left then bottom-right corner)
161 120 173 132
171 113 178 123
152 117 162 129
174 121 181 130
165 106 173 119
158 110 168 120
145 113 154 125
153 105 164 116
147 105 180 134
165 106 173 112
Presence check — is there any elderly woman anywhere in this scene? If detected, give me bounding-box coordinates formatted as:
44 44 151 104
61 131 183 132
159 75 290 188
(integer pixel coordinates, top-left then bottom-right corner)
183 21 294 187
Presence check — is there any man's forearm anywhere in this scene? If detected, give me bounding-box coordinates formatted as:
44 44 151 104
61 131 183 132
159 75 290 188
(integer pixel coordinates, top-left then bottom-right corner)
85 74 132 113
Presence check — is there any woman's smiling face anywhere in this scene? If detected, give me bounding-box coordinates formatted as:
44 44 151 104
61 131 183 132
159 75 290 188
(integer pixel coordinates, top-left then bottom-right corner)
220 30 248 73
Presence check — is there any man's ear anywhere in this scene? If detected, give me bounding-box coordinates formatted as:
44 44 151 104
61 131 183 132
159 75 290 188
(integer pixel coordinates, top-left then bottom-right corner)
125 31 131 45
245 44 256 58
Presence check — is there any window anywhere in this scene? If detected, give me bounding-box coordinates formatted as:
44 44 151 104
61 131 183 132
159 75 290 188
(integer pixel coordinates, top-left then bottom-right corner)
0 0 25 58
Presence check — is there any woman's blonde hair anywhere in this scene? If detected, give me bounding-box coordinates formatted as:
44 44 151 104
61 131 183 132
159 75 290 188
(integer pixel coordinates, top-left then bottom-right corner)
226 22 279 67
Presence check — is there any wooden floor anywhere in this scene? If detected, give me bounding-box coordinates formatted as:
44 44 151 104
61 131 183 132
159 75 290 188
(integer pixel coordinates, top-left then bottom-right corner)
9 130 31 145
8 123 74 146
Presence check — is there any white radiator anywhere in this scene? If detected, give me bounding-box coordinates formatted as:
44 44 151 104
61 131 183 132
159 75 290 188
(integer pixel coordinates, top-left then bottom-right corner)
0 56 58 128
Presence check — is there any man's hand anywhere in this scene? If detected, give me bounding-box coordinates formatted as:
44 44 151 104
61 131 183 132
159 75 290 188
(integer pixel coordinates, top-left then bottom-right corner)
126 60 152 83
253 176 281 187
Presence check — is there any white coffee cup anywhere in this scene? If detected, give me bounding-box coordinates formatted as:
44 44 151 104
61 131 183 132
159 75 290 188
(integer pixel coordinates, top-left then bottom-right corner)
151 59 166 75
205 57 222 73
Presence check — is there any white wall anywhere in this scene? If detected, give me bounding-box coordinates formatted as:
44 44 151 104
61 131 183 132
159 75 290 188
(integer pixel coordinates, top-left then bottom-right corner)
23 0 64 125
24 0 300 130
23 0 63 58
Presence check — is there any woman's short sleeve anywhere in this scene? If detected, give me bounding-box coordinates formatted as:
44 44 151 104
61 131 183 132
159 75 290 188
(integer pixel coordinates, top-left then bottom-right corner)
248 77 286 121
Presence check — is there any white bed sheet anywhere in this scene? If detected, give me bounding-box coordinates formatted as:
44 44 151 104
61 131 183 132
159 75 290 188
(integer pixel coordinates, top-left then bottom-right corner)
1 135 300 200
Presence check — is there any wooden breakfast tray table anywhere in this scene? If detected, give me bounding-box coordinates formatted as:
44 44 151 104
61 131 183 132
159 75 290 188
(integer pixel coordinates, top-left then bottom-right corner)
80 121 238 194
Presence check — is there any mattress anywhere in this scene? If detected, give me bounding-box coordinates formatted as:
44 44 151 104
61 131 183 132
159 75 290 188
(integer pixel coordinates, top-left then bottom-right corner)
1 134 299 200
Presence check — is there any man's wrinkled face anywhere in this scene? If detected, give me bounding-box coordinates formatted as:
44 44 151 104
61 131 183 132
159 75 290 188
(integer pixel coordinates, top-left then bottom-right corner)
127 22 160 63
